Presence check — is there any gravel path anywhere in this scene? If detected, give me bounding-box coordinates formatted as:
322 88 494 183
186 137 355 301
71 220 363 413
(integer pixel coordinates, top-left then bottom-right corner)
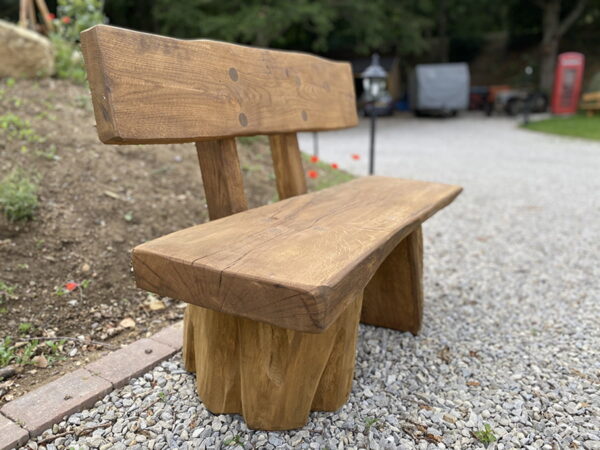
24 115 600 449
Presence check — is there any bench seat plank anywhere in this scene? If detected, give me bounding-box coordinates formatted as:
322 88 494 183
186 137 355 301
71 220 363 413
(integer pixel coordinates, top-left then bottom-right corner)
133 176 461 333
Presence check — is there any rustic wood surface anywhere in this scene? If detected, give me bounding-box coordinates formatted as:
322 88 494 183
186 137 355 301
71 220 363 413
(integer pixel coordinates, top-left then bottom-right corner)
237 291 362 430
80 25 357 145
183 138 248 415
269 133 307 199
133 176 461 333
183 137 363 429
362 225 424 334
195 139 248 220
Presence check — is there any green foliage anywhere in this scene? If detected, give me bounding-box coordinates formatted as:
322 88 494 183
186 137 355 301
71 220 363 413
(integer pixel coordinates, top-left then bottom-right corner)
474 424 497 444
302 153 355 191
0 281 17 300
151 0 433 56
0 169 39 222
49 0 106 84
0 338 15 367
36 144 60 161
0 113 44 143
0 337 66 369
18 322 32 334
50 35 87 84
364 416 379 432
56 0 106 41
224 435 244 447
0 113 27 138
524 115 600 141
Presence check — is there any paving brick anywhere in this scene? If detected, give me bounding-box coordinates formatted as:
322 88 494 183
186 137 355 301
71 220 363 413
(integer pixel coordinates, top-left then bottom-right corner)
0 369 111 437
150 321 183 350
0 413 28 450
85 338 176 388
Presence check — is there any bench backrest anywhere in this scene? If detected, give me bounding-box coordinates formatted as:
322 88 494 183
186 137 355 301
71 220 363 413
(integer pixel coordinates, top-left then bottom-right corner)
81 25 358 222
81 25 357 144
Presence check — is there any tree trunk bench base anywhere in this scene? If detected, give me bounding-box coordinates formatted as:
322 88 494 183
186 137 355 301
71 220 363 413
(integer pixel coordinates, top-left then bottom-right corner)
183 292 363 430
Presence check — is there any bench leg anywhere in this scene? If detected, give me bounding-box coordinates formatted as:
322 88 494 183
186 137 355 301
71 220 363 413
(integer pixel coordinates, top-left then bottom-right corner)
183 305 242 413
183 292 363 430
361 225 423 334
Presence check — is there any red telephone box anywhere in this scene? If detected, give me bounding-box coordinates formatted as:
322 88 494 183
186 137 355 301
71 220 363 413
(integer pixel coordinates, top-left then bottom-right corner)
551 52 585 115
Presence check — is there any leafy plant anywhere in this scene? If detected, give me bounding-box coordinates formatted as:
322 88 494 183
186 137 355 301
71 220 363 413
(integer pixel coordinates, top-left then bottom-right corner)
364 416 379 432
0 113 28 138
0 281 16 299
474 424 497 445
224 435 244 447
18 322 33 334
49 0 106 84
36 144 60 161
50 35 87 84
0 169 39 222
19 340 39 365
0 338 15 367
0 113 44 143
0 337 66 369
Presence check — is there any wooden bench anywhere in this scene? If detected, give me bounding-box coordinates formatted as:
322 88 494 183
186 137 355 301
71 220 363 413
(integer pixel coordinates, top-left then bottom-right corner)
81 25 462 431
580 91 600 116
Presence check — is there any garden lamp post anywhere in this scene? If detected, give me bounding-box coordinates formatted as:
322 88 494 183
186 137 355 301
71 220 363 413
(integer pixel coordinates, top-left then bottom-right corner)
523 65 534 125
361 53 387 175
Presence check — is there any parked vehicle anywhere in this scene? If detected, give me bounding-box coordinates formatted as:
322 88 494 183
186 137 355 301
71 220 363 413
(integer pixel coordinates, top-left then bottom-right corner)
485 87 548 116
409 63 470 117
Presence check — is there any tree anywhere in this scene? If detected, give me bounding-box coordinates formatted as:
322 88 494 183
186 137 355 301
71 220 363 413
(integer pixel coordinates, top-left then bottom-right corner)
536 0 588 92
149 0 433 58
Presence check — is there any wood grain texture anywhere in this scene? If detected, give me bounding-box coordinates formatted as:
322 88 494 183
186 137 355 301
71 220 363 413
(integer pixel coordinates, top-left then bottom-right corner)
269 133 307 200
183 137 362 429
195 139 248 220
362 225 423 334
133 176 462 333
238 291 362 430
80 25 358 145
182 137 247 414
185 291 362 430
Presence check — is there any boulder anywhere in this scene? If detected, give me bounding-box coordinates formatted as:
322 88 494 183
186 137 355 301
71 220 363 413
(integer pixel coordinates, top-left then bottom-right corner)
0 19 54 78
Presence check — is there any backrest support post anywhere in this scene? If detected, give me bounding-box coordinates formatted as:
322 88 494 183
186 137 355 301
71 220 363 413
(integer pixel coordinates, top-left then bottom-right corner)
196 139 248 220
269 133 307 200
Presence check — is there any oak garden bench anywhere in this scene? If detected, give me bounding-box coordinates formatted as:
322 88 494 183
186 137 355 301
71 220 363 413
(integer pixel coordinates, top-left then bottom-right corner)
81 25 462 431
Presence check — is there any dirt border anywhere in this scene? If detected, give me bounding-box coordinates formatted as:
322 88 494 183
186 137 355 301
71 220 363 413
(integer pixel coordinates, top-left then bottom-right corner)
0 321 183 450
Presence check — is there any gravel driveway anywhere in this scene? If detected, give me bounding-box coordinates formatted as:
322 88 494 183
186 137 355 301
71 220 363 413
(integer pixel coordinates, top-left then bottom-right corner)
24 115 600 449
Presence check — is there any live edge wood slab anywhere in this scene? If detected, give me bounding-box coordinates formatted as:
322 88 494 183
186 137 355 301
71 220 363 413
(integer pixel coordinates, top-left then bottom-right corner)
133 176 461 333
81 24 462 430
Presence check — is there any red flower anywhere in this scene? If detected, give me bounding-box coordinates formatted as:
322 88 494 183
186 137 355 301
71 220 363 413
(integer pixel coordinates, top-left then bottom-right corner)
310 155 319 163
47 13 55 20
351 154 360 160
331 163 339 169
307 170 318 179
61 16 71 24
65 281 79 292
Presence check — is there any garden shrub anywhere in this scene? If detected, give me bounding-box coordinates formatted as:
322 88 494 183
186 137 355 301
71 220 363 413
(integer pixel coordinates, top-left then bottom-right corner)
49 0 106 84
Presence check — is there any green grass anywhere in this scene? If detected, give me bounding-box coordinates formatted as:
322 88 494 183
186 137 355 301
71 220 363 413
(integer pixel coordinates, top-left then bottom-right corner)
0 337 67 369
523 114 600 141
301 153 355 191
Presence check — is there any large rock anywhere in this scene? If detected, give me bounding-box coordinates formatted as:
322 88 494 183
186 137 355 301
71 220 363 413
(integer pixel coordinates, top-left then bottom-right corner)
0 19 54 78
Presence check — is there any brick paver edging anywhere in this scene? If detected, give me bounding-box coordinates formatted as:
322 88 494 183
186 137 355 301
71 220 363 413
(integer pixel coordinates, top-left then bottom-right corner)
0 321 183 450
